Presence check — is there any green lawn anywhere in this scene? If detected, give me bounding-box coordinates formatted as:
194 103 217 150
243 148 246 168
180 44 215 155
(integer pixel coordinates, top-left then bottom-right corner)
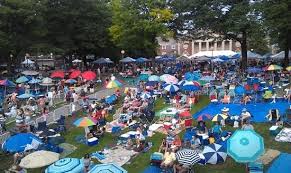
1 95 291 173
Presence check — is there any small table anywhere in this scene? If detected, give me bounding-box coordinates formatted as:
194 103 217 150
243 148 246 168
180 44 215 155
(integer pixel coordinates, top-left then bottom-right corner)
87 137 98 146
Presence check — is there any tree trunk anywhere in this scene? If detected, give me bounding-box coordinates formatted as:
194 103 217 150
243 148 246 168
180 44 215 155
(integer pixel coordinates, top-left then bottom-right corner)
241 30 248 71
284 29 290 67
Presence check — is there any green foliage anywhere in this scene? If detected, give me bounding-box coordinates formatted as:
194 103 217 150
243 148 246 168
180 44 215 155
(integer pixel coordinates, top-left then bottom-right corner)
109 0 173 57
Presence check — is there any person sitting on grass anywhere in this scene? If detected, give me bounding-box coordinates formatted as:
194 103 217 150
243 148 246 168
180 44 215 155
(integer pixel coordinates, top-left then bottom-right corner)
83 154 91 173
212 121 222 137
265 109 280 124
160 148 176 170
173 162 189 173
243 94 252 105
197 121 208 135
125 138 134 150
172 135 182 151
191 135 201 149
159 138 168 153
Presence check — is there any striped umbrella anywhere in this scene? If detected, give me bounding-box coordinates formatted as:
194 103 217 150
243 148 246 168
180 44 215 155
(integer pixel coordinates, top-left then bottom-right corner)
16 76 29 83
266 64 282 71
73 117 97 127
182 81 201 91
164 75 178 84
178 80 187 86
212 114 228 122
140 92 151 99
164 83 179 93
203 143 227 164
65 79 77 84
175 149 201 166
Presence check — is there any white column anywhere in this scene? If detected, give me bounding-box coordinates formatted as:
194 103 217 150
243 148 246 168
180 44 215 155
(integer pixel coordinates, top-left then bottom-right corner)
191 40 194 55
198 41 202 52
206 41 209 51
222 41 225 50
214 42 217 51
177 42 181 55
229 40 233 50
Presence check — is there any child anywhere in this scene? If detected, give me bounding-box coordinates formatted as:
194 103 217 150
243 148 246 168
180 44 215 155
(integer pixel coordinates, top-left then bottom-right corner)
209 134 215 144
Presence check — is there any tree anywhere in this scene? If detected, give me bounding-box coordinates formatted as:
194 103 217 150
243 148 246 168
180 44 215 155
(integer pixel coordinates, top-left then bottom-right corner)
260 0 291 66
170 0 266 70
0 0 47 71
44 0 113 64
109 0 173 58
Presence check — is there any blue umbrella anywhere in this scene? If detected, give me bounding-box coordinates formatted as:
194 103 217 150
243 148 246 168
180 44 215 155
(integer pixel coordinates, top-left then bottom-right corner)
120 57 136 63
89 163 127 173
148 75 160 82
200 76 215 82
182 81 201 91
203 143 227 164
2 133 42 153
136 57 149 63
219 55 230 61
16 76 29 83
164 83 179 93
231 53 240 59
247 67 262 73
17 93 35 99
178 80 187 86
45 158 84 173
139 74 149 81
65 79 77 84
234 85 245 96
227 130 264 163
145 81 158 87
28 78 41 84
93 58 113 64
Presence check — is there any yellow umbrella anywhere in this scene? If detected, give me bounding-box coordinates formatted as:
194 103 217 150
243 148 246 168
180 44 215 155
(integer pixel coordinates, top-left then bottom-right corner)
286 66 291 71
212 114 228 122
19 150 60 169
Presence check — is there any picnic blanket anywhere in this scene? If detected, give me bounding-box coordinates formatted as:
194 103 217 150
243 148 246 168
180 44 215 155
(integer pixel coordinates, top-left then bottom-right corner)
96 146 137 166
259 149 281 165
59 143 77 158
275 128 291 143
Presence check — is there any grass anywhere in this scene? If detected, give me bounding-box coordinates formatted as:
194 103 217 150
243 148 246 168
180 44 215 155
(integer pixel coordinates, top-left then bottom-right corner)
1 95 291 173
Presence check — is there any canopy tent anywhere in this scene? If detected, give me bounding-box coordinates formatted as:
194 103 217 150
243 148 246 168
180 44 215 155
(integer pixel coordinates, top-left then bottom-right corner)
120 57 136 63
21 59 35 65
155 55 176 62
189 50 237 58
270 50 291 60
93 58 114 64
176 55 189 61
72 59 82 63
21 70 39 76
246 51 263 59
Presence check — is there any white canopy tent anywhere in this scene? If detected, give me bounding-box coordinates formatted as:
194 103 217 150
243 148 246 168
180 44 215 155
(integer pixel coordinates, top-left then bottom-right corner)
270 51 291 60
189 50 237 59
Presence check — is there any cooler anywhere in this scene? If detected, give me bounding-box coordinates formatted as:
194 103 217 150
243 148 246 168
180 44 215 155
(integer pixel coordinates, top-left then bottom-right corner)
87 137 98 146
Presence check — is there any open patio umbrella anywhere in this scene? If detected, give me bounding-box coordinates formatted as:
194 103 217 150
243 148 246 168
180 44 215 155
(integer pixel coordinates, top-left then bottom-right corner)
106 79 122 89
2 133 42 153
179 111 191 118
0 79 16 87
65 79 77 84
175 149 201 166
21 70 39 76
159 74 171 81
212 114 228 122
148 75 160 82
72 59 82 63
16 76 29 83
234 85 245 96
51 70 65 79
196 114 212 121
139 74 149 81
227 130 264 163
120 57 136 63
81 71 96 80
182 81 201 91
28 78 41 84
73 117 97 127
266 64 282 71
203 143 227 164
89 163 127 173
247 67 262 73
286 66 291 71
20 150 60 169
140 92 151 99
178 80 187 86
136 57 149 63
200 76 215 82
164 83 179 93
69 70 81 79
17 93 35 99
163 75 178 84
45 158 84 173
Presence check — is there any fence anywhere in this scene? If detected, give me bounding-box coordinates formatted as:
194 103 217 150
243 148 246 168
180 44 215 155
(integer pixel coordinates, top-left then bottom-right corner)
0 88 116 144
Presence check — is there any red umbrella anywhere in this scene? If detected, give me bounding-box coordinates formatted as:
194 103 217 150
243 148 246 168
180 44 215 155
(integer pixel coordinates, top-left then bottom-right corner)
50 70 65 79
81 71 96 80
69 70 81 79
179 111 191 118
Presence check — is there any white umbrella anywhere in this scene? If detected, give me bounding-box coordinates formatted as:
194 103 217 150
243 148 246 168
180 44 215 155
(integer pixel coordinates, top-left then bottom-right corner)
21 70 39 76
19 150 60 169
72 59 82 63
21 59 35 65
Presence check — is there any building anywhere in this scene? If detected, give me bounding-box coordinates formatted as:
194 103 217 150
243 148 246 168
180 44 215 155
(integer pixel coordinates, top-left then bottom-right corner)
157 37 241 56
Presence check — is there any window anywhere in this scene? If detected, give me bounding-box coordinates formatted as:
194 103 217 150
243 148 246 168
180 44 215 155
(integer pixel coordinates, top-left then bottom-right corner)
162 45 167 50
171 45 176 49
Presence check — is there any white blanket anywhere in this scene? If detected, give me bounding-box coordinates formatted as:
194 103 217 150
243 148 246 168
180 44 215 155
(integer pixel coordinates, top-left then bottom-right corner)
275 128 291 143
98 146 137 166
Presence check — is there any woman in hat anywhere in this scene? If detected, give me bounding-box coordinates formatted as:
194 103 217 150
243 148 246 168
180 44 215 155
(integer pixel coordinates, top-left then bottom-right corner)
241 108 251 125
